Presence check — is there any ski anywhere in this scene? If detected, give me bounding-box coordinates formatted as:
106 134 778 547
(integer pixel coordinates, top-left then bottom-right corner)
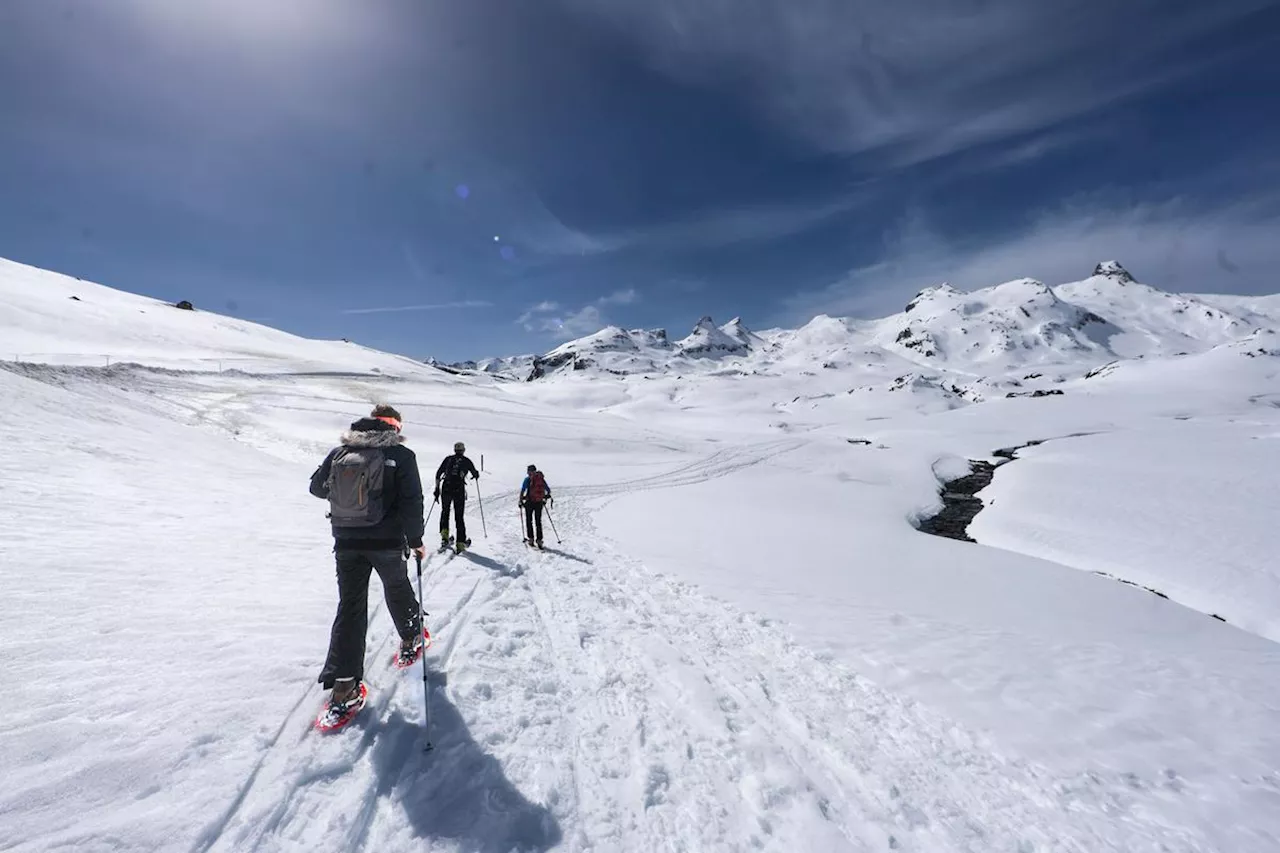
314 681 368 733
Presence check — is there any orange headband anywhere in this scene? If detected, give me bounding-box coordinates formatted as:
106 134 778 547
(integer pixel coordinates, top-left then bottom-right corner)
376 416 402 432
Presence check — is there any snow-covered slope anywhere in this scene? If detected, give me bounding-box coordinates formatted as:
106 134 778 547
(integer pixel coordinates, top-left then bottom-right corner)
4 255 1280 851
873 276 1115 368
1051 261 1257 358
0 257 449 378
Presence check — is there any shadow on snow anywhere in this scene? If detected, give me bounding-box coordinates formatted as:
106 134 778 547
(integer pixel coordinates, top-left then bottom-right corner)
368 672 562 852
460 551 525 577
541 548 591 565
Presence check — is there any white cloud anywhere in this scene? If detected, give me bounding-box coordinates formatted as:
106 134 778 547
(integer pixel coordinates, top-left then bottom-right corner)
780 193 1280 323
549 305 607 339
598 288 639 305
556 0 1269 162
520 305 606 339
518 289 640 338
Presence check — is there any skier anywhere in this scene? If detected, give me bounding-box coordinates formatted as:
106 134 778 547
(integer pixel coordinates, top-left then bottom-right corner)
309 404 427 725
519 463 553 548
434 441 480 553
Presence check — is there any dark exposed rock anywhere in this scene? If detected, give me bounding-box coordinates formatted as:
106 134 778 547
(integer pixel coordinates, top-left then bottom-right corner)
1093 260 1134 282
1005 389 1065 398
175 300 194 310
69 295 81 301
1084 361 1120 379
538 350 576 372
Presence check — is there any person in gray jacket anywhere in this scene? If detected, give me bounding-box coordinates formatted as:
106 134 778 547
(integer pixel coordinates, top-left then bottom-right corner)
309 404 426 715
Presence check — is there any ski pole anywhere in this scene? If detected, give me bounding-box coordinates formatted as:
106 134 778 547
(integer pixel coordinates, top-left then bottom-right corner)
474 477 488 538
546 503 562 544
414 554 433 752
425 496 438 526
519 503 528 544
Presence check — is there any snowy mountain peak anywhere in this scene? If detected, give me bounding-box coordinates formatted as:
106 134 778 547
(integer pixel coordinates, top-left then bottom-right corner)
629 328 670 349
678 315 752 357
720 316 764 350
904 283 961 313
451 257 1278 380
1093 260 1135 283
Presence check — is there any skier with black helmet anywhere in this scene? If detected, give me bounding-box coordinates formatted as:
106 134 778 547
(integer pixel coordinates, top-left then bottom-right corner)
519 463 553 549
434 441 480 553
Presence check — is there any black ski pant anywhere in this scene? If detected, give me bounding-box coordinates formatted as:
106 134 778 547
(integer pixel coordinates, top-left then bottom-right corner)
523 500 545 544
440 490 467 543
319 548 421 689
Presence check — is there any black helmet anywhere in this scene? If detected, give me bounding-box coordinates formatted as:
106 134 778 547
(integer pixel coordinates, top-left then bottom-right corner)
527 463 537 472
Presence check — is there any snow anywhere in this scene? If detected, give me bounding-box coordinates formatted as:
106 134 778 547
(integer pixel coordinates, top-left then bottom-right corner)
0 257 449 378
675 316 752 357
3 254 1280 851
967 422 1280 641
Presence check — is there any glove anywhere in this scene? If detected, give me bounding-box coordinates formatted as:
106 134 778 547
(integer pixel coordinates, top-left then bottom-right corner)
432 489 440 500
473 472 480 480
411 545 427 559
547 497 554 508
519 499 526 508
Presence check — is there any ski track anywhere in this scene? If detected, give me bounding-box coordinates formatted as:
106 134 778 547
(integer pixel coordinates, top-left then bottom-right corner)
560 439 802 500
184 432 1230 852
194 550 486 853
494 500 1217 852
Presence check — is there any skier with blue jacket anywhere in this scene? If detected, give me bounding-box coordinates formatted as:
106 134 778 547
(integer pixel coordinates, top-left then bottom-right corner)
519 464 553 548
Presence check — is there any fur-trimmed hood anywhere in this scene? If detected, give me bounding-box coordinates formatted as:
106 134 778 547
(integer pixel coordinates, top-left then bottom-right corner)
341 417 405 448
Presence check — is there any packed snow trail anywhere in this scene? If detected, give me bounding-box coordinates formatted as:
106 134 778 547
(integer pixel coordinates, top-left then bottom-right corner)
4 345 1279 849
191 489 1242 853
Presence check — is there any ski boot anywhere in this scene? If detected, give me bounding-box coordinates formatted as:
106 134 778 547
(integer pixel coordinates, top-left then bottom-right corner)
456 538 471 554
395 630 426 669
316 680 368 732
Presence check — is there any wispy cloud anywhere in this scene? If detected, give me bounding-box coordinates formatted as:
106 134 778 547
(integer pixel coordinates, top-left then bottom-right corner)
780 191 1280 323
557 0 1271 163
343 301 492 315
598 288 639 305
519 303 605 339
518 288 641 338
523 192 868 257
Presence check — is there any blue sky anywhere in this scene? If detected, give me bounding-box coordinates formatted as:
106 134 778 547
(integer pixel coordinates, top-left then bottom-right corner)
2 0 1278 360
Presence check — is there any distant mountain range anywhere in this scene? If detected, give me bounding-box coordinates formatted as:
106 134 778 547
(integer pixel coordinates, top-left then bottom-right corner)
432 261 1280 385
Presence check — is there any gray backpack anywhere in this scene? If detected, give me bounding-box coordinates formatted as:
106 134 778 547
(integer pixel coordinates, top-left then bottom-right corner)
326 447 387 527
